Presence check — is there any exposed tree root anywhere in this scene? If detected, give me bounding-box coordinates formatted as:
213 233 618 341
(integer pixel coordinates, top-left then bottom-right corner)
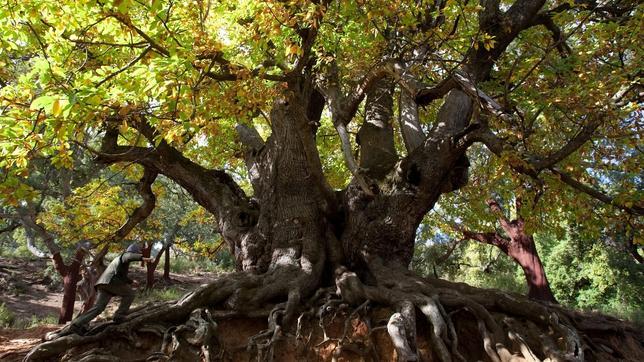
24 267 644 362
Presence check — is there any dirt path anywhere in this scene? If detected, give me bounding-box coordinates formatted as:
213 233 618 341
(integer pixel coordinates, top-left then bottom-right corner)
0 257 217 361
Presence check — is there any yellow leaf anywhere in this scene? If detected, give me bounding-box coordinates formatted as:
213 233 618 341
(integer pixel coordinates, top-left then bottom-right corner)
286 44 300 56
52 99 61 116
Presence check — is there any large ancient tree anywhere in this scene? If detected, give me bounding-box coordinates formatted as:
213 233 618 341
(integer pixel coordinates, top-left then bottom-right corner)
1 0 642 360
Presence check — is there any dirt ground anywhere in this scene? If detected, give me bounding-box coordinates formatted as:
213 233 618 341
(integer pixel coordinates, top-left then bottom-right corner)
0 256 215 361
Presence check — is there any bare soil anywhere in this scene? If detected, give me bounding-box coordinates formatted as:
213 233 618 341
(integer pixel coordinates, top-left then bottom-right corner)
0 256 215 361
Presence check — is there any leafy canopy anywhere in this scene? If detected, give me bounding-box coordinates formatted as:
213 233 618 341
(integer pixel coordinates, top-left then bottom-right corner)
0 0 641 254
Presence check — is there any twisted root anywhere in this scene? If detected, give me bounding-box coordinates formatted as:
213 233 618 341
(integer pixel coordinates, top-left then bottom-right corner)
25 264 643 362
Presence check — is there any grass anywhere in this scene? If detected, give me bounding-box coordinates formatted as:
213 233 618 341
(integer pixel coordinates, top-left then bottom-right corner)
12 314 58 329
0 303 57 328
138 285 186 304
0 302 15 327
156 254 233 275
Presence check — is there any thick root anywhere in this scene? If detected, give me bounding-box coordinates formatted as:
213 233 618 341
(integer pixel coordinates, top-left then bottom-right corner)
24 266 644 362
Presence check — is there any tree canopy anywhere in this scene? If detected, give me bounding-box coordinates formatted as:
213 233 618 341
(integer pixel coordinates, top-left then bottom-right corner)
1 0 641 224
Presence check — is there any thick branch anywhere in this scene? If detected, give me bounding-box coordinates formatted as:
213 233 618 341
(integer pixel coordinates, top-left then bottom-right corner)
21 222 51 259
357 77 398 180
95 118 253 247
113 166 158 240
549 168 644 216
462 230 509 252
17 206 60 256
235 124 265 192
531 117 603 170
414 78 458 106
323 64 392 126
335 122 373 195
398 89 425 153
485 199 513 233
530 14 571 56
204 68 287 82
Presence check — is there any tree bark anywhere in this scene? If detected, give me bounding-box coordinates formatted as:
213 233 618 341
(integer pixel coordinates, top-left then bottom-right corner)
53 247 87 323
78 264 98 315
163 245 171 280
145 244 167 289
508 234 557 302
357 78 397 180
463 199 557 303
398 89 425 153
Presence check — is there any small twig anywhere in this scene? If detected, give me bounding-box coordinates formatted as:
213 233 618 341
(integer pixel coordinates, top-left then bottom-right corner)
96 46 152 87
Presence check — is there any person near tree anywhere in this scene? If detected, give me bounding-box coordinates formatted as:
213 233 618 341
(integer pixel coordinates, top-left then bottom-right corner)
68 243 153 334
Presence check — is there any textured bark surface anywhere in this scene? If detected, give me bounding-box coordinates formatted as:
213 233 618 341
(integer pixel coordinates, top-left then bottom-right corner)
58 266 82 324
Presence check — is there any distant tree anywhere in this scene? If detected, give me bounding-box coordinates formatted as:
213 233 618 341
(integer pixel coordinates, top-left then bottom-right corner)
0 155 157 323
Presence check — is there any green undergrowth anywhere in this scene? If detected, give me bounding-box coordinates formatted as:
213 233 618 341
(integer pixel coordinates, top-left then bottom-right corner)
412 232 644 325
0 302 14 327
156 252 234 275
0 303 57 328
137 285 186 305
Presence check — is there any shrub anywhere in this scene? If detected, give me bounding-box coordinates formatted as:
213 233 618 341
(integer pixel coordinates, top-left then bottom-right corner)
0 302 15 327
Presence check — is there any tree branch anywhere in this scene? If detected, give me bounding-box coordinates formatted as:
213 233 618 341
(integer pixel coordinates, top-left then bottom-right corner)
112 166 158 240
530 14 571 56
398 89 425 153
531 116 603 170
203 67 287 82
96 46 151 87
108 12 170 57
336 122 374 195
17 206 60 256
95 117 254 244
485 199 513 233
414 77 458 106
549 168 643 216
462 229 509 251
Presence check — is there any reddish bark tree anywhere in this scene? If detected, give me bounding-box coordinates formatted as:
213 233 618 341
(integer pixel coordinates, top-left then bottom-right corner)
53 246 87 323
12 168 158 323
463 199 557 303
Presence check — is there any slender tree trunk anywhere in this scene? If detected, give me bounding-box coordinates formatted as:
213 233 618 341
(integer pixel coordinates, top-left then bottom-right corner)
142 242 151 267
163 245 171 281
78 265 98 315
163 246 171 281
145 246 166 289
54 247 86 323
463 200 558 303
508 235 557 302
60 272 80 323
